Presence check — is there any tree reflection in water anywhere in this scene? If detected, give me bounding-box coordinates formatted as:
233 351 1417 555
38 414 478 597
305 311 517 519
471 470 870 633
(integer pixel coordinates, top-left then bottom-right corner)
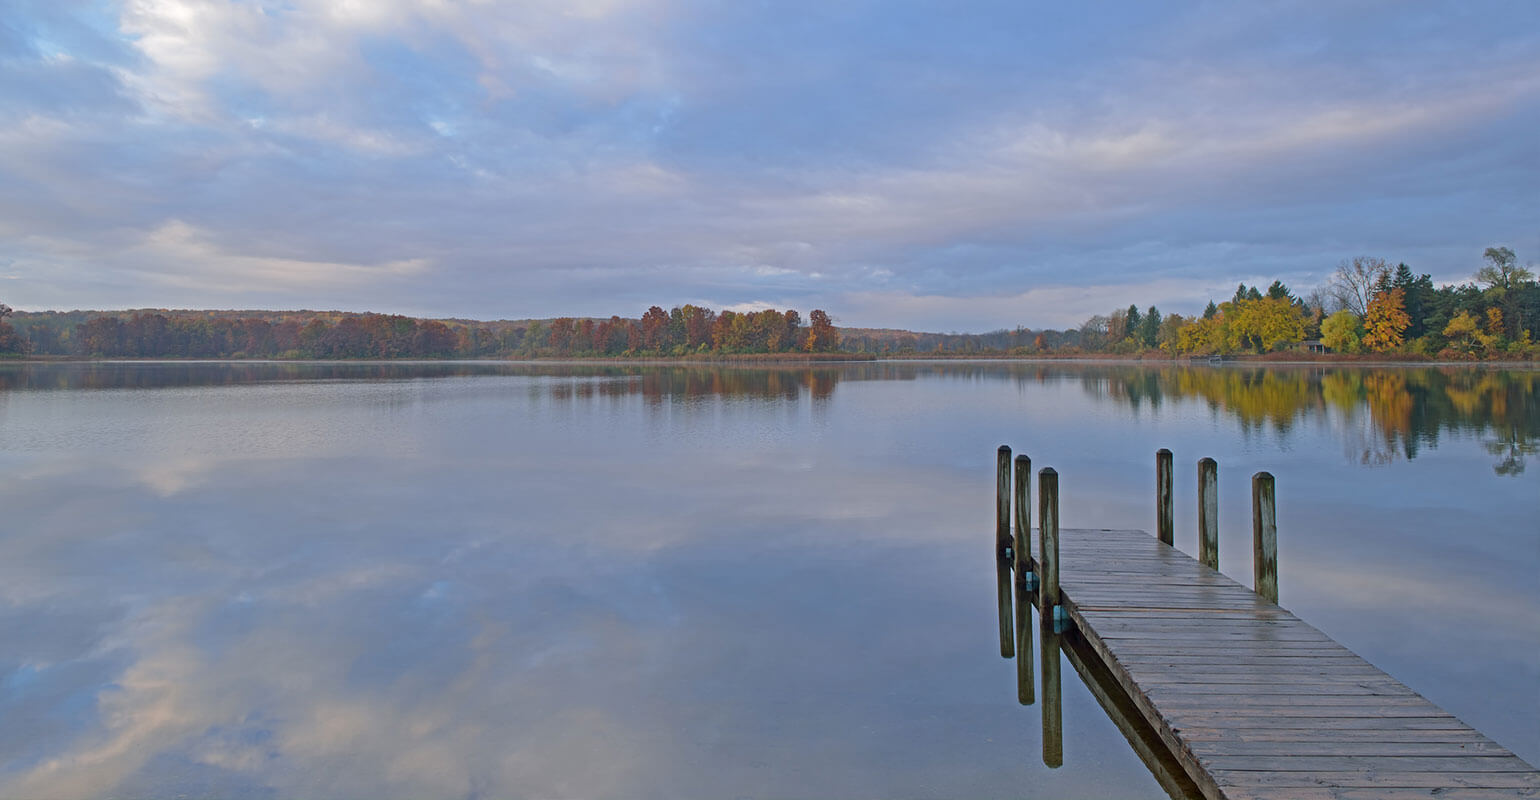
1067 364 1537 476
1 360 1530 474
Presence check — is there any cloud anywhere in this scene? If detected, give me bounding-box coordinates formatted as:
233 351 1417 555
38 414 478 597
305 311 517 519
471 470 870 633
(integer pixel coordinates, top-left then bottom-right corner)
130 219 431 292
0 1 1536 329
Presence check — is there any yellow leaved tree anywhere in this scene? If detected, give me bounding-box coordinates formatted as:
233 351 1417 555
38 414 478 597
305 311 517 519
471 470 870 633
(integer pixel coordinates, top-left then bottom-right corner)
1362 288 1410 352
1225 297 1305 353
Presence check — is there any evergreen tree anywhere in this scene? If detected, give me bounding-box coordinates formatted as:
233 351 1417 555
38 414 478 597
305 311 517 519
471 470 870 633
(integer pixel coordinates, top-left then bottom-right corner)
1139 306 1161 347
1391 264 1435 339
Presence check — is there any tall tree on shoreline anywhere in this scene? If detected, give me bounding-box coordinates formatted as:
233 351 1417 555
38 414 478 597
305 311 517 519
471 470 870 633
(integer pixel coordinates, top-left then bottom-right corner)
1363 288 1411 352
1476 246 1534 340
0 302 26 354
805 310 838 352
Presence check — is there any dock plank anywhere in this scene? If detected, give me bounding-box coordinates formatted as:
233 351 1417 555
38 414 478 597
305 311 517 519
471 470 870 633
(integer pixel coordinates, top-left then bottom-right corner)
1042 527 1537 800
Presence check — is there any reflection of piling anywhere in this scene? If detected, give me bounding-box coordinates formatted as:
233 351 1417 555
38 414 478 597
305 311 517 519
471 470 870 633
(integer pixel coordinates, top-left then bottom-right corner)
1197 457 1218 570
997 558 1014 658
1040 616 1063 769
1014 587 1035 706
1156 448 1173 546
997 445 1014 658
1013 454 1032 583
1037 468 1060 614
1252 471 1278 604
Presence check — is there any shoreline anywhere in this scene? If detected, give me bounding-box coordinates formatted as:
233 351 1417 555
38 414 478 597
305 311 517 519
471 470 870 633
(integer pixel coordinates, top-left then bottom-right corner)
4 353 1535 369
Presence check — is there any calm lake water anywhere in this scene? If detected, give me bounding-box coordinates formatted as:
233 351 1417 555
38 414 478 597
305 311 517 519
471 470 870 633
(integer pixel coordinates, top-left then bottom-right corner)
0 360 1535 799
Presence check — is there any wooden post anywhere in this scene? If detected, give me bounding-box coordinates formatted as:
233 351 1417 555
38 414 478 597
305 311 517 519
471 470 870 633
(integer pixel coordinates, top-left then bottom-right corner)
1014 582 1035 706
1041 617 1063 769
1013 454 1031 582
996 446 1012 560
1037 468 1059 614
1156 448 1173 546
1197 457 1218 571
996 446 1013 657
1252 471 1278 604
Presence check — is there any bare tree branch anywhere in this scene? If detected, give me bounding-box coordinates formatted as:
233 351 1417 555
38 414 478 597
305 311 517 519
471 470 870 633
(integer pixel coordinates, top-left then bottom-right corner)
1327 256 1389 319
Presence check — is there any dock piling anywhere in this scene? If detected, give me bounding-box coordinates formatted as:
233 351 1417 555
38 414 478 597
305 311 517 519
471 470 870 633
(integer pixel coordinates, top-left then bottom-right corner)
1197 457 1218 570
1252 471 1278 604
1013 454 1032 585
996 445 1012 560
1037 468 1060 615
1156 448 1173 546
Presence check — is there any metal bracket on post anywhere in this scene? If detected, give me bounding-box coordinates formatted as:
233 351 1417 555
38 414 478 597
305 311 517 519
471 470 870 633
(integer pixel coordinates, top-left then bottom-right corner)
1051 605 1068 632
1023 572 1040 591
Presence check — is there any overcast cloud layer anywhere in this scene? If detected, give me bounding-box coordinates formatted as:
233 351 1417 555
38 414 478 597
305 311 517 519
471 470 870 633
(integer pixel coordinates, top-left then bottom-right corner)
2 1 1537 330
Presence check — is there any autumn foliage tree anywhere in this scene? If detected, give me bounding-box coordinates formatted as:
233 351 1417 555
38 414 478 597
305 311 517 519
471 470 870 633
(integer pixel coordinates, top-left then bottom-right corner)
1441 311 1487 356
1363 288 1411 352
1320 310 1363 354
1226 297 1306 353
804 309 838 352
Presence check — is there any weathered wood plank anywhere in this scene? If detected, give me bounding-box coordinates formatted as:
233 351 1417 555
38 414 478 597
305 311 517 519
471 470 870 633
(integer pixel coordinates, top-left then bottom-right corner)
1223 788 1540 800
1156 706 1445 722
1190 741 1514 757
1179 727 1497 743
1108 651 1365 663
1095 641 1357 654
1142 681 1418 696
1126 671 1395 683
1096 628 1336 641
1203 754 1529 772
1148 694 1441 708
1210 770 1540 789
1171 716 1474 731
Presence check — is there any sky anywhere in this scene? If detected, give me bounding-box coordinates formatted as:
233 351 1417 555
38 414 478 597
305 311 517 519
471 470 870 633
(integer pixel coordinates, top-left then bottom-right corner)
1 1 1537 331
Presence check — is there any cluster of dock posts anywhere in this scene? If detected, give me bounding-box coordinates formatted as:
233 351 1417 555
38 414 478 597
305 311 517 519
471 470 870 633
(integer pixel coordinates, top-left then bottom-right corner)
996 445 1279 653
992 446 1278 778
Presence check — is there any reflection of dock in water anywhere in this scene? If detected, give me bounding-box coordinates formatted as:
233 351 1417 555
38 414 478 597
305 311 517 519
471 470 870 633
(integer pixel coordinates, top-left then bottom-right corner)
1014 585 1205 798
993 446 1538 799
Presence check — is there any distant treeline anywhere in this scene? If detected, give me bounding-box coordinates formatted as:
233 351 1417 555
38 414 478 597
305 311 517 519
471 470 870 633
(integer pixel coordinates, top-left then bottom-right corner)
4 247 1531 361
0 305 839 359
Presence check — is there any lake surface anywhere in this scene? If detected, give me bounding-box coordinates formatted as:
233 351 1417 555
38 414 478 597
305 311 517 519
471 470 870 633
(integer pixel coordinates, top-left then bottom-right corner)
0 360 1535 799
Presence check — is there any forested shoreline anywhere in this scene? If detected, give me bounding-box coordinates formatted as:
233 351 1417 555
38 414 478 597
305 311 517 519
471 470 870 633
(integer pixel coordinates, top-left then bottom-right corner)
0 304 839 359
2 249 1533 362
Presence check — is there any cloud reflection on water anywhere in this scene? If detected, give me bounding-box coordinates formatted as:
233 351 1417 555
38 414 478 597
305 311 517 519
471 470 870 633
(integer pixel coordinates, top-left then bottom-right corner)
0 361 1534 797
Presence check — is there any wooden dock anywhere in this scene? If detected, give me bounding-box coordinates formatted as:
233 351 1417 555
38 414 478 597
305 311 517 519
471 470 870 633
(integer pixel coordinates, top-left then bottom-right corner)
994 448 1538 800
